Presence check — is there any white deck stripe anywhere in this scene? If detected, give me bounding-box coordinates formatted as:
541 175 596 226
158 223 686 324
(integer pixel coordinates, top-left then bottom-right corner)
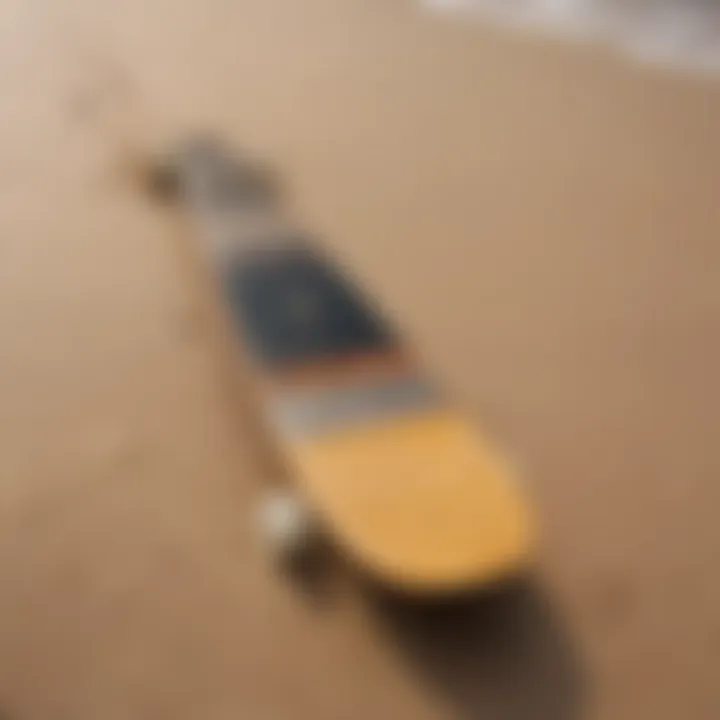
269 376 442 438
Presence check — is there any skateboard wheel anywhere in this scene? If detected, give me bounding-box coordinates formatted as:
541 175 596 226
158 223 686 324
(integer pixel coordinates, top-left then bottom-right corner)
257 490 315 564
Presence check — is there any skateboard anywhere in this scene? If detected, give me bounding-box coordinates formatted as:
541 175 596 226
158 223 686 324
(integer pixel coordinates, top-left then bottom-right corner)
150 137 534 595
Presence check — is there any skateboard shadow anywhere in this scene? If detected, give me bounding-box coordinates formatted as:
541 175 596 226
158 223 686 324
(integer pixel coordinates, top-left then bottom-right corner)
367 578 586 720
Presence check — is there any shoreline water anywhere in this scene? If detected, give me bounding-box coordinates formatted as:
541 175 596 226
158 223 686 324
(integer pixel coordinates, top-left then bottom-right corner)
423 0 720 75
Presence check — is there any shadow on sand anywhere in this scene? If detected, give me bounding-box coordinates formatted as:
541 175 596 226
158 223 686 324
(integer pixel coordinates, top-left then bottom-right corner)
366 577 586 720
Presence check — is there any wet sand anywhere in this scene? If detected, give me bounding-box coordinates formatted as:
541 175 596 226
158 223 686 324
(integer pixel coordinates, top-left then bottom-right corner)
0 2 718 719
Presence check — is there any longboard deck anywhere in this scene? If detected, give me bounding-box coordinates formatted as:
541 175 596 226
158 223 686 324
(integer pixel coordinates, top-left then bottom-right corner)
155 137 534 593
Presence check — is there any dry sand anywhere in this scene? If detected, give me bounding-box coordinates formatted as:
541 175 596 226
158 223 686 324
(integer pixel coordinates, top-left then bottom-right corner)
0 2 718 718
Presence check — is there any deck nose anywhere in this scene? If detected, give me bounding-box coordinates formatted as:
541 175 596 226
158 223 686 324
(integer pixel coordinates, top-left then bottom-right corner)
288 409 535 593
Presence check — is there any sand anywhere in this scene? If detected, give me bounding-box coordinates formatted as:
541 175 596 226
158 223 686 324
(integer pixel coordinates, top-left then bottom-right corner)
0 2 718 718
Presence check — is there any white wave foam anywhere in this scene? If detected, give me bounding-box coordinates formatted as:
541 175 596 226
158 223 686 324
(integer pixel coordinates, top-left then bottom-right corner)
423 0 720 74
